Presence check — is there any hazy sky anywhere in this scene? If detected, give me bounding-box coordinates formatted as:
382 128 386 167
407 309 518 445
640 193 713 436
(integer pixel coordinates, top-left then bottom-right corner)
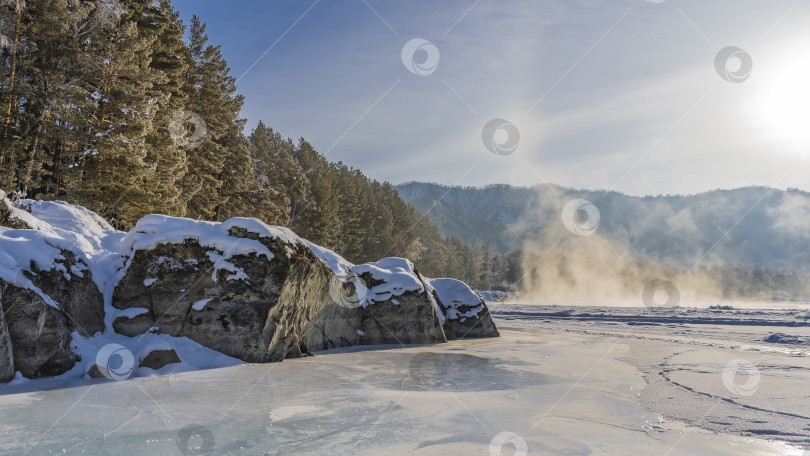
171 0 810 196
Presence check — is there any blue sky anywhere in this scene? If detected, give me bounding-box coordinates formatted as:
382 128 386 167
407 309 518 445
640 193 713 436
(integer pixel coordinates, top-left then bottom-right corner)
171 0 810 196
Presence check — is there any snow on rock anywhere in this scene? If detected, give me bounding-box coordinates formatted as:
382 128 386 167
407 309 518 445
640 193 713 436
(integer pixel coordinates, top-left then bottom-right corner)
191 298 213 311
0 191 53 231
427 278 500 339
430 278 485 320
352 257 425 306
11 198 126 295
0 197 106 328
0 227 71 308
121 215 275 265
0 194 110 382
112 225 448 362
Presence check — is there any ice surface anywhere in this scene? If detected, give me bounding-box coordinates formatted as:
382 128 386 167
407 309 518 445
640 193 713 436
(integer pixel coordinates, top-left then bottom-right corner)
489 302 810 450
0 328 802 455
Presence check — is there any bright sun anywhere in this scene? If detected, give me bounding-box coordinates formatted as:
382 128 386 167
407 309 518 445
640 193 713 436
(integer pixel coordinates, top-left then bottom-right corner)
754 48 810 160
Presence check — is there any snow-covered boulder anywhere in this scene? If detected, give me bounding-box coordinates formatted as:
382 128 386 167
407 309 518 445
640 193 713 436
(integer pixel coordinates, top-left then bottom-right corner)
428 278 500 338
0 193 498 383
0 193 107 381
112 216 448 362
351 257 448 345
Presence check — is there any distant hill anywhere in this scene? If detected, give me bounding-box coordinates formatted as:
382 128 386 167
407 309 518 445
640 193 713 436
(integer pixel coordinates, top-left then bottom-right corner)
394 182 810 273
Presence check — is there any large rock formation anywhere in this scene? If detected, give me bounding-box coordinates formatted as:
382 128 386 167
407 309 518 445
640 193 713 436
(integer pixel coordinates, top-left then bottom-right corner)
1 193 106 381
0 193 499 383
112 217 449 362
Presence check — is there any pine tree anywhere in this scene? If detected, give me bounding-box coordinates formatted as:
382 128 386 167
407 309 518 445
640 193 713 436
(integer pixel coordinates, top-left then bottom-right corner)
213 118 275 221
249 121 307 225
69 12 162 226
178 16 224 219
290 138 341 247
121 0 189 216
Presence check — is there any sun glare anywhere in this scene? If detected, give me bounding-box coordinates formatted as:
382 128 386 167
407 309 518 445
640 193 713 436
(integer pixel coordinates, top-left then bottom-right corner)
753 46 810 160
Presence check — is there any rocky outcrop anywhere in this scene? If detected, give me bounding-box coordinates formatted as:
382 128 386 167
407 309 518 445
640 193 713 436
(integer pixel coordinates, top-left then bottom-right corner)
0 196 499 383
112 217 449 362
0 193 105 381
0 281 79 379
429 278 500 339
26 251 104 337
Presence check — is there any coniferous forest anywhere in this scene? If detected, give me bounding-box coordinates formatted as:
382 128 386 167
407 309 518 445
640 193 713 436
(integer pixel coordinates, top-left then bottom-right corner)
0 0 521 286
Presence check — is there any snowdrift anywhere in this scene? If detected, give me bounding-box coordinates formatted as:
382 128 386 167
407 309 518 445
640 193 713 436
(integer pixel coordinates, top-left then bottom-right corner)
0 191 498 384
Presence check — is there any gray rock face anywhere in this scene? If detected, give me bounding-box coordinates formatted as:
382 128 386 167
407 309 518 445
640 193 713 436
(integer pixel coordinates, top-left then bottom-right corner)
113 235 297 362
0 289 15 382
0 253 103 380
113 226 451 363
27 251 105 337
139 349 182 370
0 281 78 379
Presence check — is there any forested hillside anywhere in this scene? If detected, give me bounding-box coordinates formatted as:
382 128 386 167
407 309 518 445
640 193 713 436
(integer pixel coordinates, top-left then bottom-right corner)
0 0 511 283
396 182 810 273
397 182 810 300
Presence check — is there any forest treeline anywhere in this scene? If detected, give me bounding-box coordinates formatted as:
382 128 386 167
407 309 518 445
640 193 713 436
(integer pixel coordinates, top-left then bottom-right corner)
0 0 519 285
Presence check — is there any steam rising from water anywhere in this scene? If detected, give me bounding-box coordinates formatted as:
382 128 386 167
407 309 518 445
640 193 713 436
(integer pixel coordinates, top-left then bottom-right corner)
518 187 810 307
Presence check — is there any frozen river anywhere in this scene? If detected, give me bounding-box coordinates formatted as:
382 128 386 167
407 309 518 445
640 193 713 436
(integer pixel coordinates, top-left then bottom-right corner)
1 303 808 455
